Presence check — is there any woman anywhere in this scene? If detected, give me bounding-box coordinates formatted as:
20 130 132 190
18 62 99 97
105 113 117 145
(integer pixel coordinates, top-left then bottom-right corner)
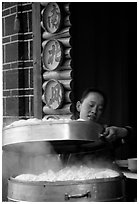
65 87 133 164
76 87 131 143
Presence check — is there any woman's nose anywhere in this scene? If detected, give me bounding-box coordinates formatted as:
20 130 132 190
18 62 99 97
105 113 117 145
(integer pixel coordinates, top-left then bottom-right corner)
91 106 97 114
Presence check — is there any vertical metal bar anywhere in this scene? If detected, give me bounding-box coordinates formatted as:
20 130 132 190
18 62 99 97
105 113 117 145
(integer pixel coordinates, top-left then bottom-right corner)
32 3 42 119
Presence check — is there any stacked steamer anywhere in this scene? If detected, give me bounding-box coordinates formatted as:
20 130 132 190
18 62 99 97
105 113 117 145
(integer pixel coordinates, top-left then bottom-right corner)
3 118 126 202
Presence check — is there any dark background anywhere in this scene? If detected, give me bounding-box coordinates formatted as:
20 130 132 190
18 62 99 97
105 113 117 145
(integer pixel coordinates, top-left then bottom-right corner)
70 2 137 158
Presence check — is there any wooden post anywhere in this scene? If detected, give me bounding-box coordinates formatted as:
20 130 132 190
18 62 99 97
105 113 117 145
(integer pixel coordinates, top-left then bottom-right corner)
41 3 73 119
32 3 42 119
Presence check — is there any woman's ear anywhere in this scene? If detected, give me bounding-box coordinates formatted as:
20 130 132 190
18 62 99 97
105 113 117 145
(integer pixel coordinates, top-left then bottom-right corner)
76 101 81 112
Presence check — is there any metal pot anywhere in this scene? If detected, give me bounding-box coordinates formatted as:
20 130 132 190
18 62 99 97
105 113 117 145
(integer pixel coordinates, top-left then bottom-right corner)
8 174 126 202
2 120 106 154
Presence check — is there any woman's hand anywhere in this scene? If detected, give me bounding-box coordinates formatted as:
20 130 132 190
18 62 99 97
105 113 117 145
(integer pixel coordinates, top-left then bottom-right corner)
101 126 128 142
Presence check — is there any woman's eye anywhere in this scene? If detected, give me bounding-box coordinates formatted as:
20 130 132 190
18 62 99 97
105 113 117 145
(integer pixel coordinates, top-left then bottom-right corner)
89 104 94 107
98 107 103 111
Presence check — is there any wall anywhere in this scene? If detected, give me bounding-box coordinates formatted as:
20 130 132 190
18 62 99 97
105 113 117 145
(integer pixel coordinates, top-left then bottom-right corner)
2 2 33 127
71 2 137 158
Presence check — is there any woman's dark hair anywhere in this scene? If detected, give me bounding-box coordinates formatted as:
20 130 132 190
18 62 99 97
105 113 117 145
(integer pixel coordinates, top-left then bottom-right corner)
80 87 107 111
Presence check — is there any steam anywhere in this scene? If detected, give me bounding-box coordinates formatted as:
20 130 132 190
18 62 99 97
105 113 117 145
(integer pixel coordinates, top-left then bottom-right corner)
66 151 115 170
3 142 64 178
3 143 116 179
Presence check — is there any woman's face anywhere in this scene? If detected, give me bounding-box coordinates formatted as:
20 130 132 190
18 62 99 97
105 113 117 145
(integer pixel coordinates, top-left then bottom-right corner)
77 92 104 122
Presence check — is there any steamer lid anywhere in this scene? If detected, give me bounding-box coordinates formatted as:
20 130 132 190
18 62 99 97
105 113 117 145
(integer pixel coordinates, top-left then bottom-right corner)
2 120 107 154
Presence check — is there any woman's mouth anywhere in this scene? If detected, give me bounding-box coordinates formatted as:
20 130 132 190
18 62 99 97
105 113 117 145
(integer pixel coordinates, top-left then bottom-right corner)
88 114 96 121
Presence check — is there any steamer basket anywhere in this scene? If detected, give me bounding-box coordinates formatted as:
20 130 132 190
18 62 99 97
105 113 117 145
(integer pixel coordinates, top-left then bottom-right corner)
8 174 126 202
